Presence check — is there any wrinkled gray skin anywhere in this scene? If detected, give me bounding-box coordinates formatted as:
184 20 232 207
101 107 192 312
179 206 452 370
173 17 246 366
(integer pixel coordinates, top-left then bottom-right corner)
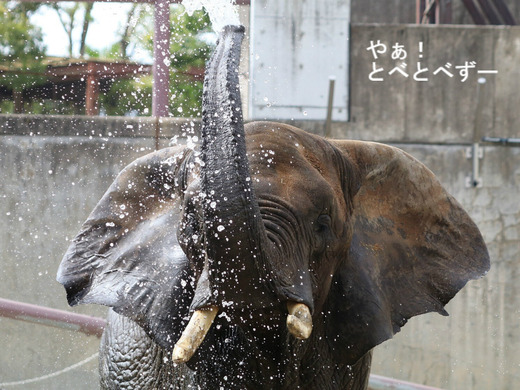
99 310 194 389
58 26 490 389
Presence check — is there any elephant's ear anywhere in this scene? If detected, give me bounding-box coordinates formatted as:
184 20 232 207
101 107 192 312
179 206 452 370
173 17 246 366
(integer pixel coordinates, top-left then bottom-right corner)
327 140 490 365
57 146 195 350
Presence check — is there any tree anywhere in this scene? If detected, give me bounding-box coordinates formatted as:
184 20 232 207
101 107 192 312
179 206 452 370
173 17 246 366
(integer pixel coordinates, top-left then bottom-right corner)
98 5 214 117
50 2 94 58
148 5 215 117
119 3 144 59
0 2 46 113
0 3 214 117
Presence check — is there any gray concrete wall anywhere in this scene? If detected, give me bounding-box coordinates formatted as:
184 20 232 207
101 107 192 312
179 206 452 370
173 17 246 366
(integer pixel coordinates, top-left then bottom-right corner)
346 24 520 143
279 24 519 146
250 0 350 121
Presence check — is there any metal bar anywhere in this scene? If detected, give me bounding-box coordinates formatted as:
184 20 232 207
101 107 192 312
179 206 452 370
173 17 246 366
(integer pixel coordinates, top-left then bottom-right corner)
469 142 483 187
421 0 440 24
476 0 502 24
416 0 426 24
324 76 335 138
473 77 487 143
368 374 444 390
0 297 106 338
155 116 160 150
85 62 100 116
152 0 171 118
491 0 517 25
460 0 487 24
482 136 520 145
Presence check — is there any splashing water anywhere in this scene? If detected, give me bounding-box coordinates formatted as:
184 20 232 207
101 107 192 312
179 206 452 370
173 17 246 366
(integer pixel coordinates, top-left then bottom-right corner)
182 0 240 33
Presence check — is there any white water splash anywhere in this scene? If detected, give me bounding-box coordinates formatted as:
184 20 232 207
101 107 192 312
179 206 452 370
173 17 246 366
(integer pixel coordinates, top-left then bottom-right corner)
182 0 240 33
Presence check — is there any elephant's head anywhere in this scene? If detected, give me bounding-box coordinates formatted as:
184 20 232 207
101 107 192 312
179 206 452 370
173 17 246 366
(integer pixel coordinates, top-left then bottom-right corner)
57 26 489 371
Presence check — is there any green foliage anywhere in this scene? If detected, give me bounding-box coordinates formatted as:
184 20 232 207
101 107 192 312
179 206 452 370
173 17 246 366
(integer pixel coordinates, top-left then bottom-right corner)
131 5 214 118
0 2 46 92
0 3 214 117
101 77 153 116
87 5 214 118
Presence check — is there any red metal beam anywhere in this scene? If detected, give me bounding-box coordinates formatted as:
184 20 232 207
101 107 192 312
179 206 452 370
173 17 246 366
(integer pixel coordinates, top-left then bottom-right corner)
47 61 151 80
491 0 517 25
476 0 502 24
86 62 100 115
416 0 425 24
0 297 106 338
152 0 171 117
461 0 487 24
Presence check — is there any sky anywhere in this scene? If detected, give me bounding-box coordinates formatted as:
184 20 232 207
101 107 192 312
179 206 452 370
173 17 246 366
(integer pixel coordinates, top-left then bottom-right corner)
30 2 153 63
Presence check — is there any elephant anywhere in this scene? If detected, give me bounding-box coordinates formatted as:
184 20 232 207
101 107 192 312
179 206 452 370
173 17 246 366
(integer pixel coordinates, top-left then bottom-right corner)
57 26 490 389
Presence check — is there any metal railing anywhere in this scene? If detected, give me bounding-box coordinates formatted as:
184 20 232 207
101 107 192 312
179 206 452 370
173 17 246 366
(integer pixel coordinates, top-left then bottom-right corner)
0 297 443 390
369 374 443 390
0 297 105 338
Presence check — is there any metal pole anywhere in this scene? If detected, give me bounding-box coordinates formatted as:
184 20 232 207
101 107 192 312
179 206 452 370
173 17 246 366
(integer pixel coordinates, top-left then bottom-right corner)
368 374 444 390
153 0 171 118
481 136 520 145
324 76 335 138
0 297 106 338
85 62 100 116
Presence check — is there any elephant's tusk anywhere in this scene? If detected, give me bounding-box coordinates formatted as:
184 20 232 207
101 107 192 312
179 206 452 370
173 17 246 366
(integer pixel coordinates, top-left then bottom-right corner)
286 301 313 340
172 306 219 363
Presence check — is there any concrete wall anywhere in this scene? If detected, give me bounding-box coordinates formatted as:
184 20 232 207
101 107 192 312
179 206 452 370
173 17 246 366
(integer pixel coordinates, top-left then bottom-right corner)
255 24 519 143
346 24 520 143
250 0 350 120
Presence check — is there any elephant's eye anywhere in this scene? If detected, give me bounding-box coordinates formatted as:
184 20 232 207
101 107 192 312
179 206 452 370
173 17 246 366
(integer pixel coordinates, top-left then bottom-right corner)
314 214 332 234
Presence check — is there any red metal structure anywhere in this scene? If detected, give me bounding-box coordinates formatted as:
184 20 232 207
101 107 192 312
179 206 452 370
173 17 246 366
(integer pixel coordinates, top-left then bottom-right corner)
417 0 516 25
19 0 251 117
0 297 106 338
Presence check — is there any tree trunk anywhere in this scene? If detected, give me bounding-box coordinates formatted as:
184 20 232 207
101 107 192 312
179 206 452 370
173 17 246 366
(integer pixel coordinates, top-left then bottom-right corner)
79 3 94 58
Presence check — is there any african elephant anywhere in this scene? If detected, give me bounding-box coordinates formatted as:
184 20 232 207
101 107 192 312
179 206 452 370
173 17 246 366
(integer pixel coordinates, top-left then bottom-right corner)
57 26 489 389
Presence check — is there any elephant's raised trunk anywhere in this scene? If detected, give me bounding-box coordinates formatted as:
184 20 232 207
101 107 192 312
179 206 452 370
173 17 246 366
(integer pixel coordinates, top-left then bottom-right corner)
194 25 273 308
173 25 312 363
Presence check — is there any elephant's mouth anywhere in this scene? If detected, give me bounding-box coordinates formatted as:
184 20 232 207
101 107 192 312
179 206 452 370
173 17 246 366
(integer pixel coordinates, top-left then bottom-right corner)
171 300 312 363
